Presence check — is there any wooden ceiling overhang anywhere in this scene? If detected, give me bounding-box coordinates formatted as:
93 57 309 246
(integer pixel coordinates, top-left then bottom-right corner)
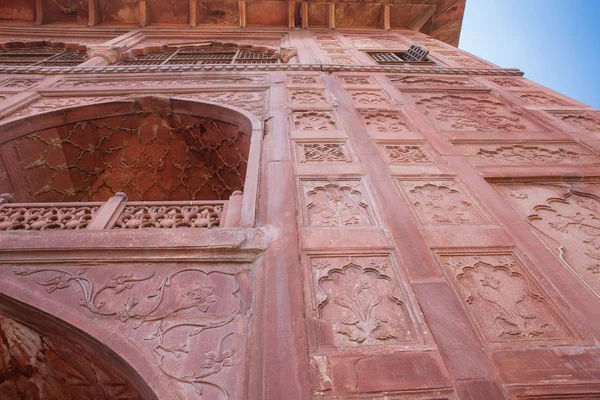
0 0 465 46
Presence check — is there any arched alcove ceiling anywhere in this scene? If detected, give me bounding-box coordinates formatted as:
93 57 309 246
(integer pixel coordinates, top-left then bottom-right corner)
0 294 154 400
0 97 258 203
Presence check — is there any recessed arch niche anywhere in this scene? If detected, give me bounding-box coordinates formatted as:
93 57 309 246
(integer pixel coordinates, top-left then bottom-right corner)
0 293 158 399
0 96 262 226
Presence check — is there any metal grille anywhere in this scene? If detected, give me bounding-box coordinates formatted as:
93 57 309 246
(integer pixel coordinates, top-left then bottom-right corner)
0 47 86 66
369 52 404 64
119 45 279 65
402 44 429 62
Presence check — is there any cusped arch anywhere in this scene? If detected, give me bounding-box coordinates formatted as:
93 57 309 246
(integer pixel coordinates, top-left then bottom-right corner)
0 281 178 399
0 96 262 227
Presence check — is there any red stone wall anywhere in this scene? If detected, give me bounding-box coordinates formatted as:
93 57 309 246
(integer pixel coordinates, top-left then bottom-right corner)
0 28 599 399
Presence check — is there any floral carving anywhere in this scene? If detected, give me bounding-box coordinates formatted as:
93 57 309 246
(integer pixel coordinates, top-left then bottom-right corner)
292 111 337 131
382 145 431 164
315 35 337 41
349 91 392 106
518 93 567 106
329 56 355 65
114 205 223 229
319 42 343 49
414 94 540 132
289 90 327 104
340 76 374 85
175 91 267 118
551 113 600 132
402 181 484 225
313 257 418 346
478 145 585 164
452 58 489 68
7 97 117 120
502 185 600 298
297 143 351 163
0 205 98 230
490 78 527 88
358 109 409 132
289 75 320 85
441 254 572 341
304 181 373 227
0 78 39 88
324 49 348 55
14 266 246 399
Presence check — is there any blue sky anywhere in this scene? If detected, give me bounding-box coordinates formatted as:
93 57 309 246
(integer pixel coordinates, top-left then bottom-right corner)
458 0 600 109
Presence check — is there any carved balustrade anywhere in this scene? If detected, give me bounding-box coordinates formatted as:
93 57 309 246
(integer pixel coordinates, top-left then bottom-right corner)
0 191 244 231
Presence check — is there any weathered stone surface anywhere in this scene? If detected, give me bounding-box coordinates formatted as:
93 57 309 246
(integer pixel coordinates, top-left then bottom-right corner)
0 6 599 400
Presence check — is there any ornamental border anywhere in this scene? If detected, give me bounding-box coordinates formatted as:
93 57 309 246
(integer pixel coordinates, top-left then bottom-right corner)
0 64 524 76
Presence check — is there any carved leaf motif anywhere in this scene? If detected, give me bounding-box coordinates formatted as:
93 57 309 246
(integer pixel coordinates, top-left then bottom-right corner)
456 261 560 339
406 182 483 225
414 94 535 132
318 263 414 346
305 183 373 227
299 143 351 163
383 145 430 164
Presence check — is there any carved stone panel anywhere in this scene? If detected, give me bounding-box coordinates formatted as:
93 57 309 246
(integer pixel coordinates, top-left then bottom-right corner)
398 179 486 225
348 91 393 107
411 93 544 133
495 183 600 298
548 112 600 132
489 78 529 89
308 255 421 347
339 75 375 85
515 92 570 107
174 91 267 119
455 142 600 165
59 76 267 87
291 110 338 131
380 144 433 164
0 78 40 88
289 89 329 105
295 142 352 163
301 179 375 227
438 253 574 343
358 109 412 133
11 264 253 400
288 75 322 85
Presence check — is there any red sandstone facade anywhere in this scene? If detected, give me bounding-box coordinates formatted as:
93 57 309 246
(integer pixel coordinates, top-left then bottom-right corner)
1 1 600 399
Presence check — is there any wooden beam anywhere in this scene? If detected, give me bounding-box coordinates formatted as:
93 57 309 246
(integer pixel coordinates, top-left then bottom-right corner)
288 2 295 28
88 0 100 26
34 0 43 25
408 5 436 31
382 4 391 30
301 2 308 29
189 0 198 27
139 0 150 27
327 2 335 29
239 0 246 27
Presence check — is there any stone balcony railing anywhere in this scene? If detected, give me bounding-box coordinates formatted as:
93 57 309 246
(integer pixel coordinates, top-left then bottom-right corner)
0 191 244 231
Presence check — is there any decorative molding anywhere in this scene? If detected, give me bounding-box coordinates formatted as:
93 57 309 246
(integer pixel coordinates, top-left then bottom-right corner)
0 64 525 76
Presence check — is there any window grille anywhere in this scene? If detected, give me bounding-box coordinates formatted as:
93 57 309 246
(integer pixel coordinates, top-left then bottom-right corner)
0 47 87 66
119 45 279 66
367 44 431 65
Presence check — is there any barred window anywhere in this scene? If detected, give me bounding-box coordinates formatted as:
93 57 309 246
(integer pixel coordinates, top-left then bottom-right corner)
0 46 87 66
120 44 279 66
367 45 432 66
